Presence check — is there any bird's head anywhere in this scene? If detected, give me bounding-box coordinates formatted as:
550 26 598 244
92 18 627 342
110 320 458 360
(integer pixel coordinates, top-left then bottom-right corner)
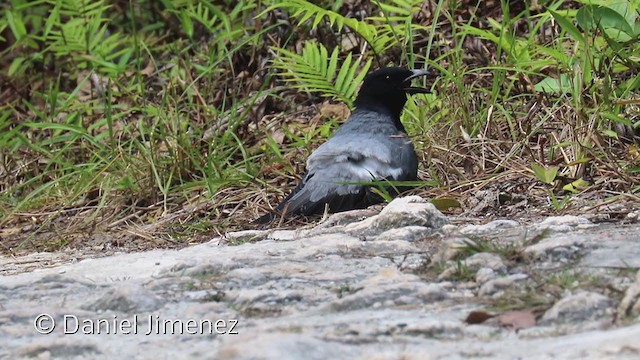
354 67 432 120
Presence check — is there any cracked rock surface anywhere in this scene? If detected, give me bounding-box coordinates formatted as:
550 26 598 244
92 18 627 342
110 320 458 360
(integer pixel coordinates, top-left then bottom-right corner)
1 196 640 359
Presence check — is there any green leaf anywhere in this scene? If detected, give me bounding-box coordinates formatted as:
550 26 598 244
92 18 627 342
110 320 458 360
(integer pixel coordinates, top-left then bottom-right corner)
370 186 394 202
334 53 353 99
271 41 371 105
549 10 585 43
531 163 559 185
8 56 26 76
461 25 500 44
534 74 572 94
602 129 620 138
327 46 339 81
431 198 462 211
565 158 592 166
601 112 632 126
562 178 589 193
6 10 27 41
43 3 60 38
346 58 372 100
179 11 194 38
264 0 397 54
577 5 635 36
535 45 572 65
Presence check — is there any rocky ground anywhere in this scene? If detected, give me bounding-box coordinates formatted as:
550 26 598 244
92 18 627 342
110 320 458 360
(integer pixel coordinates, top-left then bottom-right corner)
1 196 640 359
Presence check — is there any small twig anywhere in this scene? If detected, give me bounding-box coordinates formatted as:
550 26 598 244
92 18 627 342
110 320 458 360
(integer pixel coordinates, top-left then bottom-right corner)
107 201 163 229
89 71 105 99
582 192 640 212
140 201 212 232
14 205 102 217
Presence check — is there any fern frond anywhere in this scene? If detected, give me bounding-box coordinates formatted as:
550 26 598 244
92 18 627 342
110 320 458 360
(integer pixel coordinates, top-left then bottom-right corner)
368 0 426 53
271 41 372 106
372 0 425 20
263 0 395 54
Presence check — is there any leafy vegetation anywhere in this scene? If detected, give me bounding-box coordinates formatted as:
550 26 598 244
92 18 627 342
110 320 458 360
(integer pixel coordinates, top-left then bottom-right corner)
1 0 639 253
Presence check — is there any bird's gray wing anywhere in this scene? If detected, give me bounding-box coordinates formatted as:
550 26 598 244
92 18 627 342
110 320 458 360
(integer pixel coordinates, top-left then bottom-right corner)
280 135 412 216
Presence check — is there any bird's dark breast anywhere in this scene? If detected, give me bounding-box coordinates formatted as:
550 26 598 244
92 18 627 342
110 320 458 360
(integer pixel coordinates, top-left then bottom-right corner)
301 186 381 216
387 133 419 181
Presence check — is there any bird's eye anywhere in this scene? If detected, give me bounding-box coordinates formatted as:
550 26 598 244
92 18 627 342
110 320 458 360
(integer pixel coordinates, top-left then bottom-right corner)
385 75 390 80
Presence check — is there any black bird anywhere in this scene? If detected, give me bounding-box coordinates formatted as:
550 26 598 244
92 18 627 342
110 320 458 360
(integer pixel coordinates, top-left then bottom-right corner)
256 67 431 223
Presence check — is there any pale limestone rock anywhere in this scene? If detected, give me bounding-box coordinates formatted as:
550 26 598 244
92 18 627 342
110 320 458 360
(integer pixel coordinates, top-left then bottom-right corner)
541 291 613 325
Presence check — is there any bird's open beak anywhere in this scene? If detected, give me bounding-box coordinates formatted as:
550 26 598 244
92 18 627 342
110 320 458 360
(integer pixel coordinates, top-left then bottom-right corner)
403 69 433 94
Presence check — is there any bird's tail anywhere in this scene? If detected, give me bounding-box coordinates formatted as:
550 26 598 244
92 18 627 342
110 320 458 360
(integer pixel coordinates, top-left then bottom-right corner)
252 211 278 225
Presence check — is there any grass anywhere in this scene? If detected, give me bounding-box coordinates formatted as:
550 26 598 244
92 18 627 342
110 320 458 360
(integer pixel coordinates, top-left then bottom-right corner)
455 237 525 261
546 269 600 290
455 228 553 262
1 0 639 254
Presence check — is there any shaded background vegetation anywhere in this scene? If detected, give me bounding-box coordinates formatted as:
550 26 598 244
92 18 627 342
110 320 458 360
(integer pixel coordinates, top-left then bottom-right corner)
1 0 639 253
